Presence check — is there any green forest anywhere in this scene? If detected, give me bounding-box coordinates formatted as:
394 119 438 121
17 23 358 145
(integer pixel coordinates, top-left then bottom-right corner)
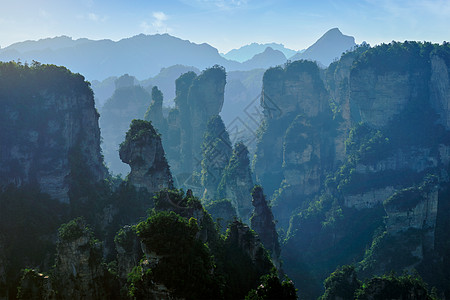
1 41 450 299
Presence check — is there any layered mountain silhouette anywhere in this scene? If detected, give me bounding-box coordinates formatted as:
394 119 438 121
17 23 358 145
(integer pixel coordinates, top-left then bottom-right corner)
241 47 287 70
0 34 238 79
222 42 298 62
0 28 356 81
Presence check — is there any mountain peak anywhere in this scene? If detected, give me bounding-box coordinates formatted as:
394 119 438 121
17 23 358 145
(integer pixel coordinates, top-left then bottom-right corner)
289 28 356 66
324 28 342 35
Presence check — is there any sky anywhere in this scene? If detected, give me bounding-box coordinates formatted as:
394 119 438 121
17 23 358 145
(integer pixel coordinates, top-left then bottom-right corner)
0 0 449 53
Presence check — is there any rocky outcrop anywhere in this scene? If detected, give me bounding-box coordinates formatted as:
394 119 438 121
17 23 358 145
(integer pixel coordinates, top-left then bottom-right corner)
153 67 226 194
384 182 439 250
52 218 113 299
430 55 450 130
187 66 226 172
282 115 323 196
218 142 254 223
142 65 226 196
254 60 335 230
114 225 143 280
350 70 414 128
17 269 55 300
99 75 151 175
344 186 396 210
254 60 332 197
226 220 273 271
201 115 232 201
325 44 370 164
250 186 280 267
119 119 173 194
144 86 168 137
204 199 237 233
0 62 106 203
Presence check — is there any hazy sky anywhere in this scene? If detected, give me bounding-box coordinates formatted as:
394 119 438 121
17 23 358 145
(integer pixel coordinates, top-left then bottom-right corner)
0 0 449 53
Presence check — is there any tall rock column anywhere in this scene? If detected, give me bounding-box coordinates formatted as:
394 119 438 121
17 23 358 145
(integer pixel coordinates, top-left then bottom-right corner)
185 66 226 173
144 86 167 137
201 115 232 202
0 62 107 203
52 218 113 299
250 185 281 268
218 142 254 223
119 119 173 194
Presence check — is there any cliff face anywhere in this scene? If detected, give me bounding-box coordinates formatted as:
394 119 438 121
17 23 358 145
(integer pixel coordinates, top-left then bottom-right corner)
188 67 226 166
350 70 414 128
250 186 280 267
254 61 332 196
218 142 254 223
226 220 273 271
152 67 226 194
52 218 112 299
430 54 450 129
114 225 143 280
119 119 173 194
0 62 106 203
262 42 450 297
254 60 335 228
201 115 232 201
384 183 439 251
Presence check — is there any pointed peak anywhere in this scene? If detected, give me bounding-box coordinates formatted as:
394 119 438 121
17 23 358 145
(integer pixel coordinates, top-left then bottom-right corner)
322 28 345 38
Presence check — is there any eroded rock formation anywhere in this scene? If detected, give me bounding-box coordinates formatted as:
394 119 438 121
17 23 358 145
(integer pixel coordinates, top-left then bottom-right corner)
0 62 106 203
226 220 273 273
99 74 151 175
114 225 143 280
218 142 254 223
144 86 167 137
201 115 232 201
250 186 280 267
52 218 113 299
164 66 226 182
119 119 173 194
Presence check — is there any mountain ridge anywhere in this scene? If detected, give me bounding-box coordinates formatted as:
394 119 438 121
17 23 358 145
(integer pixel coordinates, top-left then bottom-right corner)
290 27 356 66
0 29 356 80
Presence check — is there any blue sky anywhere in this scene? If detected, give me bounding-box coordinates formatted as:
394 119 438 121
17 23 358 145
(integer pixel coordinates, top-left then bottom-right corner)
0 0 449 53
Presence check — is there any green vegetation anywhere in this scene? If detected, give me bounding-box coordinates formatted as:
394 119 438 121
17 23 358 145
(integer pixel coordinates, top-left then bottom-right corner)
320 265 435 299
218 141 252 198
246 269 297 300
320 265 361 300
134 210 220 299
358 228 423 276
119 119 159 149
355 41 435 75
0 61 92 101
58 217 90 242
114 226 137 253
355 272 435 299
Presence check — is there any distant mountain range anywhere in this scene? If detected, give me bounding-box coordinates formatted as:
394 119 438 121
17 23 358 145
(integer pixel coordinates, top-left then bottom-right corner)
0 34 238 79
241 47 287 70
221 42 300 62
0 28 357 81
